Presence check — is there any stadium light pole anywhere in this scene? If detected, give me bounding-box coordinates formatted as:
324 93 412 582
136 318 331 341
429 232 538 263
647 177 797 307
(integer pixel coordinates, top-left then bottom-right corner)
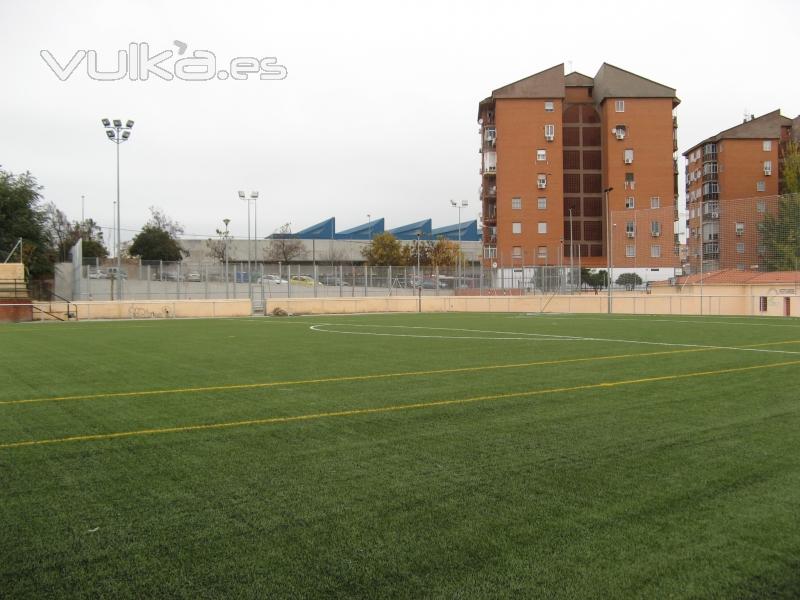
416 230 422 312
223 218 230 299
604 187 614 314
450 199 468 287
239 191 259 300
101 118 134 300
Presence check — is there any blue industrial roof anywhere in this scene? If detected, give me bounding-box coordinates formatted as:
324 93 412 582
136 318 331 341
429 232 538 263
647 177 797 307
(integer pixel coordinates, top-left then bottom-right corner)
296 217 335 239
388 219 432 240
282 217 480 241
335 218 385 240
431 220 480 242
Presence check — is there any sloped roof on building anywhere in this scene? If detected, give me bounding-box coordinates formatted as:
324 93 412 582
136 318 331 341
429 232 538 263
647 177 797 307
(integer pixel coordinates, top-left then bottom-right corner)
335 218 384 240
565 71 593 87
295 217 335 240
592 63 679 107
655 268 800 286
431 220 480 242
491 64 565 100
388 219 432 240
683 110 794 155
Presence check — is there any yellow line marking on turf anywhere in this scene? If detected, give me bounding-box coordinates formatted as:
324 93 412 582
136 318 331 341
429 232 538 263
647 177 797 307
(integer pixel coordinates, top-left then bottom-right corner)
2 339 797 408
0 347 712 407
2 359 799 450
2 339 798 407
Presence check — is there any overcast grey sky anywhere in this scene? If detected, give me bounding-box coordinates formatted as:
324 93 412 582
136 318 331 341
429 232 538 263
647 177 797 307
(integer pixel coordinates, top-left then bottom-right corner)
1 0 798 243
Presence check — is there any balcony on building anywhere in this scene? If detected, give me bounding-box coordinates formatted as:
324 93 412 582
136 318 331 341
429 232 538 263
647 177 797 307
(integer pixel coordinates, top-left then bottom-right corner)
702 142 718 163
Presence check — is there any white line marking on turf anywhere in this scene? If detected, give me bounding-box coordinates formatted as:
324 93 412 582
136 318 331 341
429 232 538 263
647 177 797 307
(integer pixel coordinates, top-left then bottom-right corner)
309 323 800 355
308 325 560 341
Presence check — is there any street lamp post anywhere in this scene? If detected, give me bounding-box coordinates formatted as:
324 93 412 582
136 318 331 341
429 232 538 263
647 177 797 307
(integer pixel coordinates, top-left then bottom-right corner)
603 187 614 314
239 191 259 300
416 231 422 313
450 199 468 287
101 118 134 300
223 218 230 299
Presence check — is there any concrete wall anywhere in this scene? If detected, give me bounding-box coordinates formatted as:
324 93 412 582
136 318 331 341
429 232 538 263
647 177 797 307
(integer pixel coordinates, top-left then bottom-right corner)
0 263 24 281
27 299 252 321
266 292 797 317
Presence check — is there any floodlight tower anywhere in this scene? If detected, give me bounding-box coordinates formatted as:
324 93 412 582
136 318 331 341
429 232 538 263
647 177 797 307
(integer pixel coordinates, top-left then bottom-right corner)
239 191 259 299
450 199 468 286
101 118 134 300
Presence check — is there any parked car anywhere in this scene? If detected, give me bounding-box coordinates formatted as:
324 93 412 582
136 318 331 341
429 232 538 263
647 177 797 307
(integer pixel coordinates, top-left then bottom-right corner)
289 275 320 286
106 267 128 279
88 268 108 279
317 274 349 286
410 277 447 289
258 274 287 284
186 272 202 282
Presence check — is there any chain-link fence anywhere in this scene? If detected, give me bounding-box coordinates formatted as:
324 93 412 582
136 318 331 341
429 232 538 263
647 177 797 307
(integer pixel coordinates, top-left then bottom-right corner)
59 260 592 304
685 193 800 274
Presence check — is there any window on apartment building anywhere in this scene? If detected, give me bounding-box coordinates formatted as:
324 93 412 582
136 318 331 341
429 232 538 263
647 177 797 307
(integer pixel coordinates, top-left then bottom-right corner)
512 222 522 234
735 222 745 235
625 197 635 209
625 172 635 190
759 296 768 312
537 149 547 161
763 140 772 151
512 246 522 259
485 128 496 141
650 196 661 209
764 160 772 175
537 174 547 189
736 263 745 271
651 245 661 258
538 197 547 210
626 221 635 237
511 197 522 210
615 100 625 112
757 180 766 192
544 101 554 112
614 125 627 139
736 242 745 254
626 244 635 257
544 124 555 140
538 222 547 234
757 200 766 213
624 148 634 164
537 246 548 259
651 221 661 237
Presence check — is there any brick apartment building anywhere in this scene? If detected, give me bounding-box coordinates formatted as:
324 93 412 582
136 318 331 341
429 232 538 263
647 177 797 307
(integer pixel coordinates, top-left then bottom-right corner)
478 63 680 272
683 110 799 273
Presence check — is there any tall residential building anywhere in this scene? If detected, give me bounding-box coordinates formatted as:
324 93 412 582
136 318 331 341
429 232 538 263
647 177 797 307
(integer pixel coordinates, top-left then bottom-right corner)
683 110 798 273
478 63 680 272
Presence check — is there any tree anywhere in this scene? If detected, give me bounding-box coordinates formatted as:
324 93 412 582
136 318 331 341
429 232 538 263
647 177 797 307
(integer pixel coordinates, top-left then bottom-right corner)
581 268 608 292
759 193 800 271
361 232 410 266
264 223 307 262
77 219 110 260
615 272 643 290
44 204 109 262
780 140 800 195
128 207 185 261
0 169 55 278
427 236 460 268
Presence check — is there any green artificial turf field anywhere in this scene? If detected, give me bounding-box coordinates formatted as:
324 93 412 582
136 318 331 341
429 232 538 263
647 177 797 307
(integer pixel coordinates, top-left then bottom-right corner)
1 312 799 598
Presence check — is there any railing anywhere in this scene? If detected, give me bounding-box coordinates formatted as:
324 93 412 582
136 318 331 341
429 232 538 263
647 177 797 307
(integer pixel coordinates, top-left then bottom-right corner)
0 279 29 299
